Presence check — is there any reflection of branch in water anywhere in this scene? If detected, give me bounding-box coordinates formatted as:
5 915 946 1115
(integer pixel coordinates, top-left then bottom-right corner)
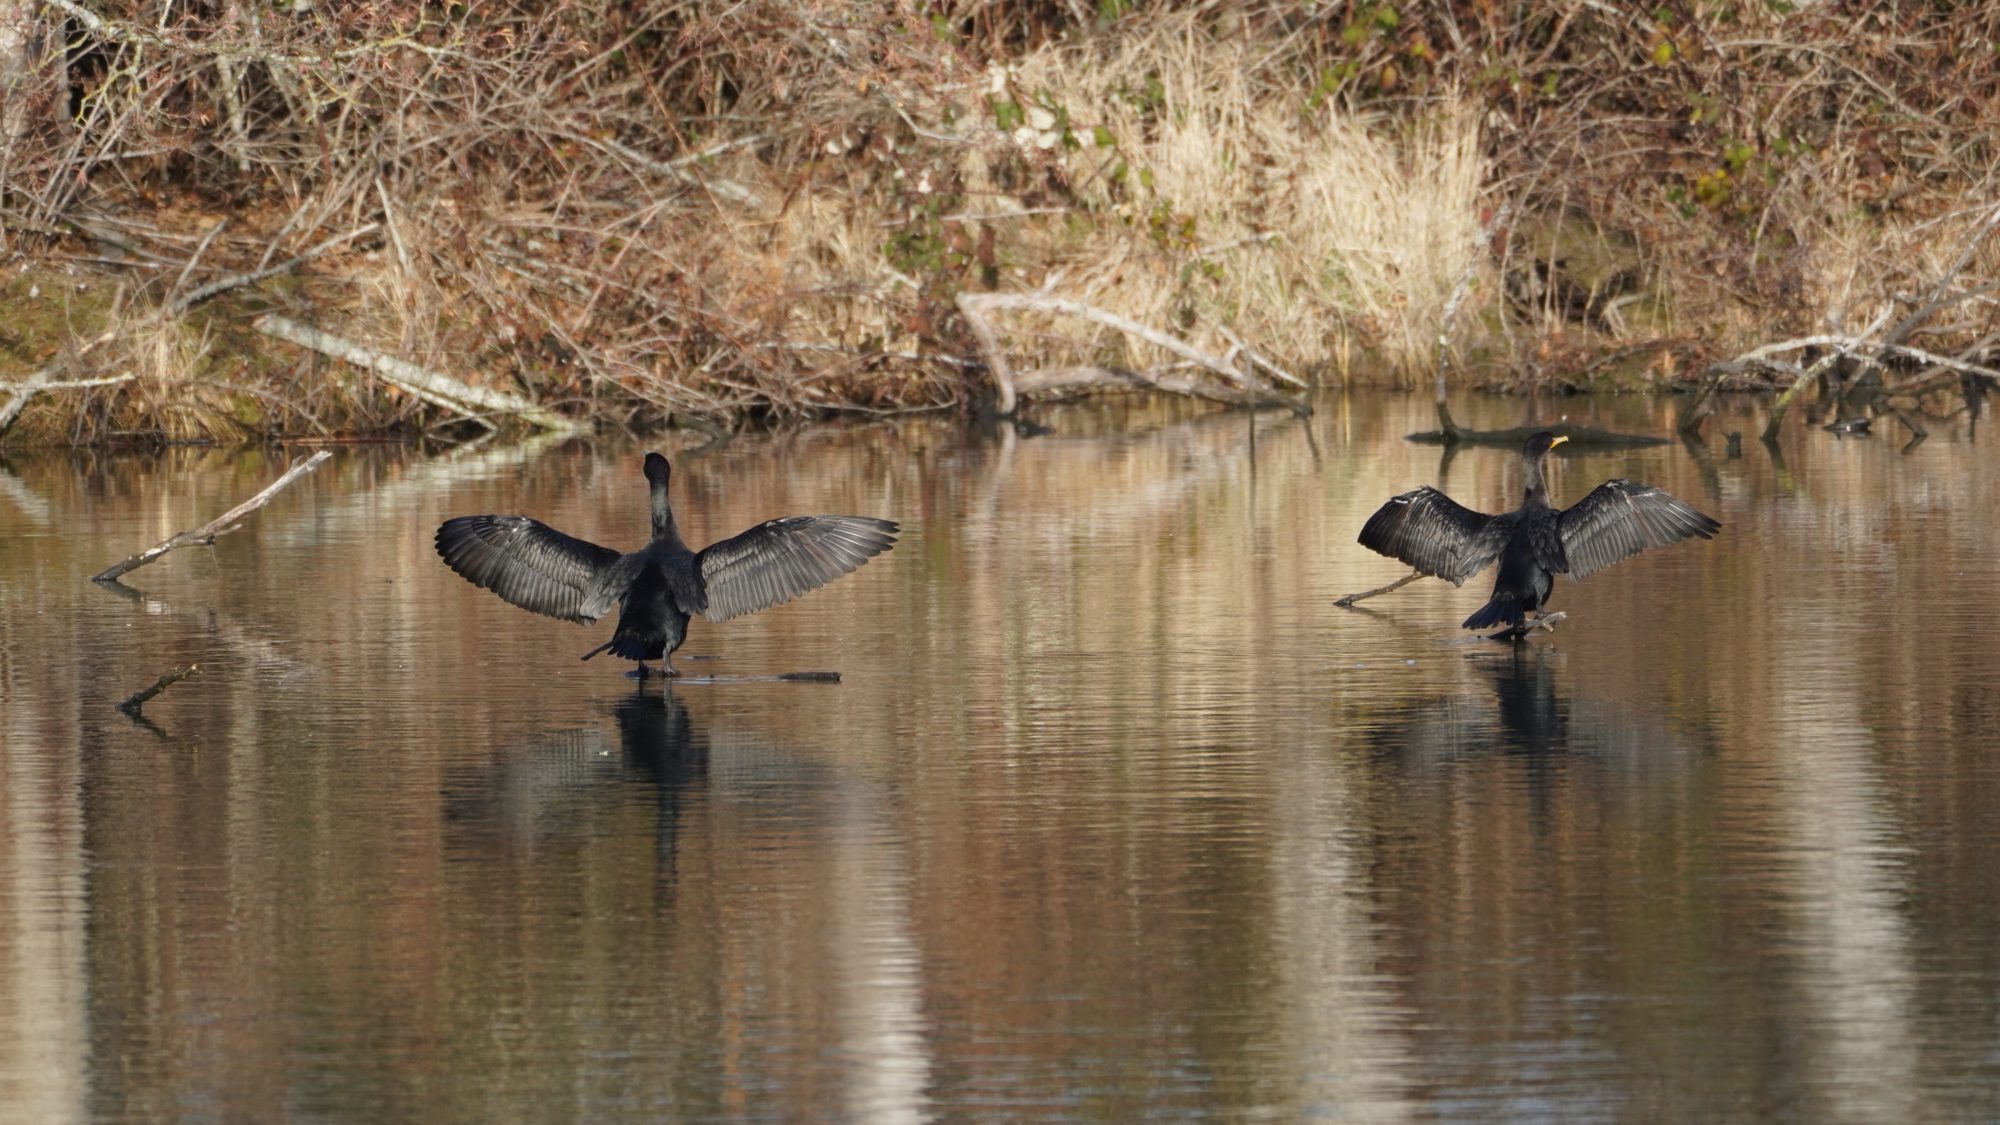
91 580 307 677
972 404 1312 539
1677 431 1725 505
283 427 576 543
0 463 52 526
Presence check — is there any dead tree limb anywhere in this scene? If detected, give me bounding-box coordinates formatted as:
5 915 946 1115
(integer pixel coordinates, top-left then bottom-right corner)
92 450 332 583
255 314 579 433
1217 325 1307 389
1760 309 1895 444
0 329 122 442
117 664 199 716
1883 202 2000 348
956 291 1308 416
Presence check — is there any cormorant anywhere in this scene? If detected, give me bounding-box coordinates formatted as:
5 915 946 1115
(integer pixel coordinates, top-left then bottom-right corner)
1356 432 1719 635
436 452 898 676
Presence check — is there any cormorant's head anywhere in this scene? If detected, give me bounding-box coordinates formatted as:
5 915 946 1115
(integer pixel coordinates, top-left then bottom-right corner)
1524 431 1569 458
643 452 672 486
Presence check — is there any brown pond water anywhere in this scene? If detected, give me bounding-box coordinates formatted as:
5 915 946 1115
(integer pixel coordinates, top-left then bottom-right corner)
2 394 1998 1120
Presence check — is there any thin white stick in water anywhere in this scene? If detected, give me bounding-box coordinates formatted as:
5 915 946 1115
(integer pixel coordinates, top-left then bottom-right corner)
92 451 333 583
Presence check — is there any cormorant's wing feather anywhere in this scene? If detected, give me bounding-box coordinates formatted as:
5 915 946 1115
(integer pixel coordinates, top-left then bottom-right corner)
695 516 898 622
1356 486 1506 585
1556 480 1720 580
436 515 625 623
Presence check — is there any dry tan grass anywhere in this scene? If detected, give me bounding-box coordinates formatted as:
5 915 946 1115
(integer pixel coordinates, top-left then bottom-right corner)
12 2 2000 444
621 15 1488 400
959 17 1487 386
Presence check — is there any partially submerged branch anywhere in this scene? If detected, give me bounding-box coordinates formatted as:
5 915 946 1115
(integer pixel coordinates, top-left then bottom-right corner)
117 664 200 717
1335 569 1426 608
92 450 332 583
1757 310 1895 444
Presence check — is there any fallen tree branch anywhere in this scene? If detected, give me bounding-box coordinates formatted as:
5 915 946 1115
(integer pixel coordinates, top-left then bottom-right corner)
0 330 120 442
1217 325 1308 389
254 314 578 434
1883 202 2000 348
117 664 200 717
569 131 765 209
956 291 1308 416
1010 364 1306 412
167 219 230 309
92 450 332 582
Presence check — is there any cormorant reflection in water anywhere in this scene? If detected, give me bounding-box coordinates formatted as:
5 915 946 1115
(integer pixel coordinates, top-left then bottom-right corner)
1369 648 1695 821
442 689 709 889
616 690 709 881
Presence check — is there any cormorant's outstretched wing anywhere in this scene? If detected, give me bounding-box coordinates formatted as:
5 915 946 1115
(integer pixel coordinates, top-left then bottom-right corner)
1356 486 1508 585
436 515 626 623
694 516 898 622
1556 481 1719 580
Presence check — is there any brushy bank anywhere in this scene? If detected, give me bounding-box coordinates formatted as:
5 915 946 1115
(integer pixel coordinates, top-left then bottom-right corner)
1 2 1997 445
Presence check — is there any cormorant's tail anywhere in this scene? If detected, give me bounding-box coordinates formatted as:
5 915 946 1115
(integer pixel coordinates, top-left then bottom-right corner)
581 634 655 661
1462 597 1524 631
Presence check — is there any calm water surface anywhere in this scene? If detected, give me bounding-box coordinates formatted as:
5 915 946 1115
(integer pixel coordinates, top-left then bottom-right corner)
2 395 1998 1120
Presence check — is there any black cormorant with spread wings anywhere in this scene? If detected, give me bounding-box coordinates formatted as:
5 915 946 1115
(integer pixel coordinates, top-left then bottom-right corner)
1355 432 1718 635
437 453 897 676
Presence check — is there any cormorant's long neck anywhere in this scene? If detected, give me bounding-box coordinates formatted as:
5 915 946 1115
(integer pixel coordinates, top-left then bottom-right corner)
1521 452 1552 508
650 477 684 547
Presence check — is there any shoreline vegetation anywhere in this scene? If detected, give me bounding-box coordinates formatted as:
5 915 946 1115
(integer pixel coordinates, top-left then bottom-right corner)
1 2 1998 446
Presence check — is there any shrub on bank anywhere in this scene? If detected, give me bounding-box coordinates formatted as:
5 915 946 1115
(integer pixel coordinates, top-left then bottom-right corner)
0 2 1994 442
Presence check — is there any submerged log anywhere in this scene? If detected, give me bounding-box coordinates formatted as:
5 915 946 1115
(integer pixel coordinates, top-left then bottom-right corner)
635 671 842 684
1405 418 1667 447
